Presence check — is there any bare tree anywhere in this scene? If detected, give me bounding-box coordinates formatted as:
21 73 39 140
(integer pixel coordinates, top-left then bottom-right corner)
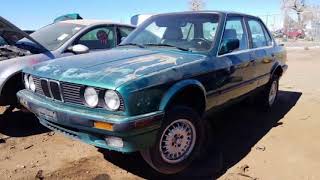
189 0 205 11
282 0 306 27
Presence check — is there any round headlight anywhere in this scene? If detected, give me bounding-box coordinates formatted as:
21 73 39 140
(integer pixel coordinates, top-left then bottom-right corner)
84 87 99 108
104 90 120 111
29 76 36 92
24 74 30 89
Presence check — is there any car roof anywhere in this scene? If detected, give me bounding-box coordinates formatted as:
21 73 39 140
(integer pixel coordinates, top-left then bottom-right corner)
153 10 259 19
59 19 135 27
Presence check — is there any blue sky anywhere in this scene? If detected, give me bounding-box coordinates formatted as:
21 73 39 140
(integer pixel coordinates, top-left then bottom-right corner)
1 0 319 30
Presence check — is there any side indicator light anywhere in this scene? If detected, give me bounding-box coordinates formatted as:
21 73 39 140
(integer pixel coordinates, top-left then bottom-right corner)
94 121 114 131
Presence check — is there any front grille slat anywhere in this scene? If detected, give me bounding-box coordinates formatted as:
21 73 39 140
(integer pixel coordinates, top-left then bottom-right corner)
40 79 51 97
33 77 45 95
49 81 62 101
31 76 125 111
61 82 83 105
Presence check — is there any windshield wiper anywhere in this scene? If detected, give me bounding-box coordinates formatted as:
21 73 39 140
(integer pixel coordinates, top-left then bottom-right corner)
118 43 145 48
144 43 190 52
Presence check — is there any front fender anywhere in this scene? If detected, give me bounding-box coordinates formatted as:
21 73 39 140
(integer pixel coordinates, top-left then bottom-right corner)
0 71 21 95
159 79 206 111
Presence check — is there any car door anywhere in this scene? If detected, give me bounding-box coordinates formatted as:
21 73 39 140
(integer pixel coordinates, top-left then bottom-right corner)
74 25 116 52
209 16 253 106
246 18 275 87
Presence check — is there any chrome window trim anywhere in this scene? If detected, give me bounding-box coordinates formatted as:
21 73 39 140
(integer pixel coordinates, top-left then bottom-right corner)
217 44 275 58
216 15 276 58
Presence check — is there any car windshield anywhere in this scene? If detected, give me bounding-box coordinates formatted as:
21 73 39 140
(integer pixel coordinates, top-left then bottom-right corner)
122 13 220 52
18 22 85 51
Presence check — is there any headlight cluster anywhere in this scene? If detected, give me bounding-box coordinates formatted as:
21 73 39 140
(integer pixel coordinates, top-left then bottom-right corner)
83 87 121 111
24 74 36 92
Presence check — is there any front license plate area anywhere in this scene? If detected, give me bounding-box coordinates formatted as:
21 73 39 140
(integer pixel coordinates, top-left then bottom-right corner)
36 108 57 122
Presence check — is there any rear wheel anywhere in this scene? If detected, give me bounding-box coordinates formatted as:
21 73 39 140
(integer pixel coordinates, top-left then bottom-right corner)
140 106 206 174
256 75 279 109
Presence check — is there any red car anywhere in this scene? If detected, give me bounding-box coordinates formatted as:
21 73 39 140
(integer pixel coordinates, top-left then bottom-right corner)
285 29 305 39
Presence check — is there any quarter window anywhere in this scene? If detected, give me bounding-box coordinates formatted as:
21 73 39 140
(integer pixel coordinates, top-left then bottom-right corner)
248 20 270 48
77 26 115 50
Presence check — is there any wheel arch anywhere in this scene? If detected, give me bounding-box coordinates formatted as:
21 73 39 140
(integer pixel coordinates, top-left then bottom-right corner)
0 70 22 95
159 79 207 115
270 63 284 78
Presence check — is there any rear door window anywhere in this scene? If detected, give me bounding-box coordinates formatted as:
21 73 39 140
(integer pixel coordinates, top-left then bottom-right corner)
248 19 270 48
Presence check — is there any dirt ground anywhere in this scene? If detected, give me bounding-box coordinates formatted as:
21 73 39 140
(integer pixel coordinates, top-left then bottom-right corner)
0 48 319 180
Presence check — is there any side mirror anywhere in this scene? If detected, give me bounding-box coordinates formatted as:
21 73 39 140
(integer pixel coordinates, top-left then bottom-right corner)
68 44 89 54
219 39 240 55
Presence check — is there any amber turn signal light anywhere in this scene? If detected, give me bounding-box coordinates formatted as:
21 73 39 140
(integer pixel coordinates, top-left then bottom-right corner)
94 121 114 131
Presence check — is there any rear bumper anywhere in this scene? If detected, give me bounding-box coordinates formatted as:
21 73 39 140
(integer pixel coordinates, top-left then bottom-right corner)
17 89 163 153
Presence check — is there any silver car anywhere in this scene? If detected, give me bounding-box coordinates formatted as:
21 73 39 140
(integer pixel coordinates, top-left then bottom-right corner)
0 17 135 108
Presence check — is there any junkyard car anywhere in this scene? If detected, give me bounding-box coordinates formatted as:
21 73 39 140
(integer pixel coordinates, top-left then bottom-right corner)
0 16 134 106
18 11 287 174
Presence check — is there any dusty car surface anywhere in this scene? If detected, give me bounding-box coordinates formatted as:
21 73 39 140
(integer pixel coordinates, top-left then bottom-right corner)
0 16 135 107
18 11 287 174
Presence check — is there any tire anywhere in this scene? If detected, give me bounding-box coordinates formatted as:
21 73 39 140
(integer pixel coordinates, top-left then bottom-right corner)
256 75 279 109
140 106 206 174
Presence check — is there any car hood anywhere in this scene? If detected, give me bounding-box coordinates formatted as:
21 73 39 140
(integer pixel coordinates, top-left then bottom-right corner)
0 16 44 48
26 48 207 89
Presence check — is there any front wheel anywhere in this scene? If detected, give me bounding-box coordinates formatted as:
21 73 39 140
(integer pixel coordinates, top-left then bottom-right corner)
140 106 206 174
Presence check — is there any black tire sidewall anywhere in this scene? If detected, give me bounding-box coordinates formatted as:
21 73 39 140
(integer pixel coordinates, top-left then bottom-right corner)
145 106 206 174
259 75 279 109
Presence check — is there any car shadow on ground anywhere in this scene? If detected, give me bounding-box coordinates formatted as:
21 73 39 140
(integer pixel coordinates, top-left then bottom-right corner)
0 109 49 137
98 90 302 180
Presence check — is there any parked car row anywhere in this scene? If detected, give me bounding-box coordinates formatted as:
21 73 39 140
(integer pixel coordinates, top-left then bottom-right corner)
1 11 287 175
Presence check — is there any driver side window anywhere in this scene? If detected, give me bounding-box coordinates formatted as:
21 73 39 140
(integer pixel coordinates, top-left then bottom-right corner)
76 26 115 50
219 17 248 55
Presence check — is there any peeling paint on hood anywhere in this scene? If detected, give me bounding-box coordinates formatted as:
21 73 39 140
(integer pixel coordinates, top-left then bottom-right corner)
25 48 207 89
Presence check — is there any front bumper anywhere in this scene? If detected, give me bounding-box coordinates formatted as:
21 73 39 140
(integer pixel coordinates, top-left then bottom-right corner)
17 90 163 153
